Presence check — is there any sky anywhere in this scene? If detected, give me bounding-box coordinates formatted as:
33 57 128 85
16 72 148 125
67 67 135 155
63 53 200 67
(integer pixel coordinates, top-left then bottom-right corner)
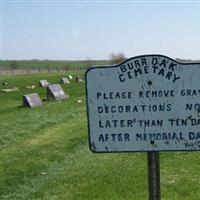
1 0 200 60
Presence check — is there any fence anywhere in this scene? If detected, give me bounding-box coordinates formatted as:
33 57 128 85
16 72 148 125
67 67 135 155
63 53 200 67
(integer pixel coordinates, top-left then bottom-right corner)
0 67 87 76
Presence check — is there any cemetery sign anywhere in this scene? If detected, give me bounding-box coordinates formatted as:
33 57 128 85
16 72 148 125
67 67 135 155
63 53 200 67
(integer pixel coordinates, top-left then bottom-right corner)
86 55 200 152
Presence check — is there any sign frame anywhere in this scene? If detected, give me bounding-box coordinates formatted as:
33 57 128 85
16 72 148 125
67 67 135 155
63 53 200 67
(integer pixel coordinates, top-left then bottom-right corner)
85 54 200 153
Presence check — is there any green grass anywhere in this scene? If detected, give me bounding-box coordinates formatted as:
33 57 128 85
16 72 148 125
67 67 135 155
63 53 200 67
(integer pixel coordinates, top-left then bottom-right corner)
0 73 200 200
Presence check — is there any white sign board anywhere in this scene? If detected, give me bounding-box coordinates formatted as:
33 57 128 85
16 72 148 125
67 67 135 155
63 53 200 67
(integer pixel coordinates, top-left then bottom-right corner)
86 55 200 152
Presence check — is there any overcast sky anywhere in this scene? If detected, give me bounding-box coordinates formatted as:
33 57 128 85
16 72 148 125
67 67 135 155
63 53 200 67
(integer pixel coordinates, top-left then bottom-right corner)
1 0 200 60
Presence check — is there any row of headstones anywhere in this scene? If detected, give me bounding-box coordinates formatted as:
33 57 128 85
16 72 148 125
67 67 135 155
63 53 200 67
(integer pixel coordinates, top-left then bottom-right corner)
1 75 83 87
39 75 83 87
23 84 69 108
23 75 83 108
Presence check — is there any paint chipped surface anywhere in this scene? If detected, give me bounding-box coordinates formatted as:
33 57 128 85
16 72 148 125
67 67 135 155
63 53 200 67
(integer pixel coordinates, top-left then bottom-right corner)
86 55 200 152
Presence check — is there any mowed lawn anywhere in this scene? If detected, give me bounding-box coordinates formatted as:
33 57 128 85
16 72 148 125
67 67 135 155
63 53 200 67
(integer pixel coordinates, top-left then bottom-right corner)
0 73 200 200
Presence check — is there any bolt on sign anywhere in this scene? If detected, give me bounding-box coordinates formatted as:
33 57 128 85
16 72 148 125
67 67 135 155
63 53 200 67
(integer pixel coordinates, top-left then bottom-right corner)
86 55 200 152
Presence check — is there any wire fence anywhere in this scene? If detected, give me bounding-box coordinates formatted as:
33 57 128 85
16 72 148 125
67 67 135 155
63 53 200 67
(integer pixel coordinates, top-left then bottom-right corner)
0 67 88 76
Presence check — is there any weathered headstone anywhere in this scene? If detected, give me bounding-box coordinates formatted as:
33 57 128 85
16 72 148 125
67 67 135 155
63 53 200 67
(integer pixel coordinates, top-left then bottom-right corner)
39 80 49 87
47 84 69 101
23 93 42 108
76 75 83 83
68 74 73 80
61 77 70 84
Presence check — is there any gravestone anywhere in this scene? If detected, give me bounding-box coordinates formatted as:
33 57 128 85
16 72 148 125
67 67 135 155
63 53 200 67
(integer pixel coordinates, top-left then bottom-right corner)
76 75 83 83
39 80 49 87
61 77 70 84
47 84 69 101
68 74 73 80
23 93 42 108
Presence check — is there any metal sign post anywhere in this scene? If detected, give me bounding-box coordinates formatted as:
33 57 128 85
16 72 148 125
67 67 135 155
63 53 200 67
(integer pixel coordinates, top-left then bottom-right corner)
148 152 161 200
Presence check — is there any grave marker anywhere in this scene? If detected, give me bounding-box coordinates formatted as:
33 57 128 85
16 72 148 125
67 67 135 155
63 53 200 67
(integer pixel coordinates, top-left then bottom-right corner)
68 74 73 80
47 84 69 101
23 93 42 108
39 80 49 87
76 75 83 83
61 77 70 84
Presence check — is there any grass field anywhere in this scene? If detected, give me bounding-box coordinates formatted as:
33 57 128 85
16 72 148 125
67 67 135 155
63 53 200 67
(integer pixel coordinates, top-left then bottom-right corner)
0 73 200 200
0 60 109 70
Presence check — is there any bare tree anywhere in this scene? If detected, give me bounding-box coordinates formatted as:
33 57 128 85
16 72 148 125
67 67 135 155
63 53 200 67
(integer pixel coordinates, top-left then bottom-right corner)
109 52 127 65
83 57 93 70
10 62 18 70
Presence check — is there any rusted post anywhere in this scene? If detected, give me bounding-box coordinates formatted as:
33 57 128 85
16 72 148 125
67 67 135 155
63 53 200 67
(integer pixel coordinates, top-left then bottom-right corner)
148 151 161 200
